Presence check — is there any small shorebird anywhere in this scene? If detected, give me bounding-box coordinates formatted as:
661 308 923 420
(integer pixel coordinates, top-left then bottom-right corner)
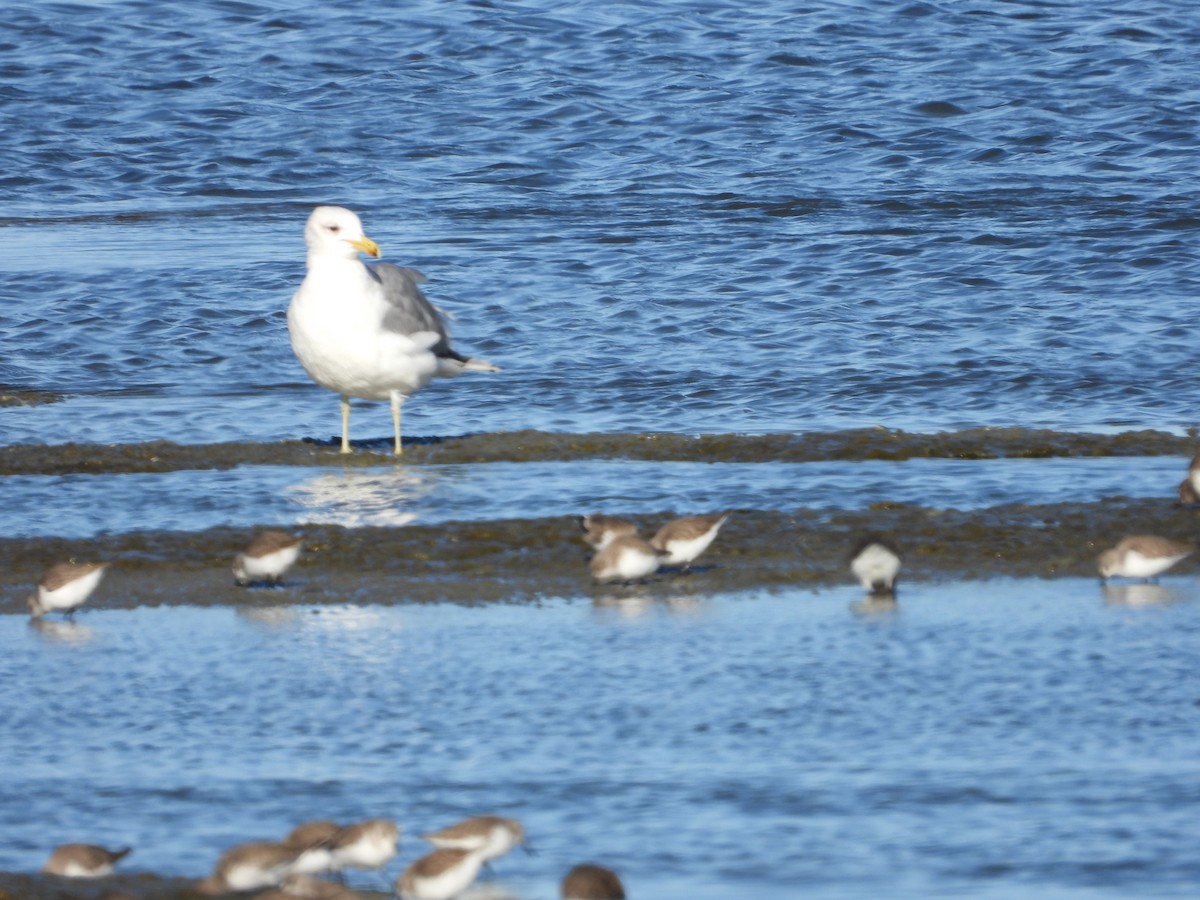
396 847 486 900
197 840 332 894
1098 535 1195 581
590 534 668 584
288 206 499 456
848 534 903 595
27 561 109 619
579 514 638 549
561 863 626 899
420 815 525 864
1178 479 1198 505
650 512 731 568
1178 450 1200 504
329 818 400 874
41 843 130 877
233 530 304 586
284 820 341 851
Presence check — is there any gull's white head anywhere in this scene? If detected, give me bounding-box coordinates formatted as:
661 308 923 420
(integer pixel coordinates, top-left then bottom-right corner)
304 206 380 260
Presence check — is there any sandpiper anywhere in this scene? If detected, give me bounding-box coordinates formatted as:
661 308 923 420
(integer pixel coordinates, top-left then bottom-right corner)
233 530 304 586
590 534 667 584
27 562 109 619
1188 450 1200 495
284 820 342 851
197 840 332 894
561 863 626 899
1178 450 1200 504
396 848 486 900
420 815 525 864
848 534 903 595
40 843 130 877
1178 479 1199 505
650 512 731 569
329 817 400 873
579 514 638 549
1098 535 1195 581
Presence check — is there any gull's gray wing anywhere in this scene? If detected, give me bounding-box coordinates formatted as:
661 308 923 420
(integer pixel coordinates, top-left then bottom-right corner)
368 262 467 362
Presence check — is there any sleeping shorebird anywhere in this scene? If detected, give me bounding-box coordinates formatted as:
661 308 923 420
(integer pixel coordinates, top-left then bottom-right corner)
579 514 638 549
396 847 487 900
561 862 627 899
197 840 333 894
329 818 400 874
233 530 304 586
649 512 731 569
590 534 668 584
420 815 525 865
27 562 109 619
848 534 903 596
1097 535 1195 581
288 206 499 456
40 843 130 877
284 820 341 851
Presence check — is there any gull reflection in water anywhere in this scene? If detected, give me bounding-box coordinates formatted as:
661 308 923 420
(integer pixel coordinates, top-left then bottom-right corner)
850 593 900 619
28 618 97 644
1101 582 1181 607
288 466 440 527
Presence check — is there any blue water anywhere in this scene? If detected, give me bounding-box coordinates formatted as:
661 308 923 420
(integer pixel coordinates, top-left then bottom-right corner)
4 582 1200 898
3 0 1200 443
0 455 1184 539
4 2 1200 896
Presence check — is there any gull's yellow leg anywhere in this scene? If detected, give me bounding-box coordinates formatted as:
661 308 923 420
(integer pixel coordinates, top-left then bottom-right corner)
391 391 404 456
340 395 352 454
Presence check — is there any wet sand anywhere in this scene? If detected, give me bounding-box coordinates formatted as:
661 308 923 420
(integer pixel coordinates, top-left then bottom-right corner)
0 872 388 900
3 498 1197 615
4 428 1199 613
1 426 1195 475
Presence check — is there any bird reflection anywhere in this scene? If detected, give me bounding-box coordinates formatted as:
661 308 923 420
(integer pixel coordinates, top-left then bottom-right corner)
849 594 900 619
288 467 436 527
662 593 707 615
591 591 709 618
235 606 302 628
1101 582 1180 607
27 618 97 644
592 594 654 619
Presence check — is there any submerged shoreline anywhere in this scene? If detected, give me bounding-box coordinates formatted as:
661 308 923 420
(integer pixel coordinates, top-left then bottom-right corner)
2 498 1197 615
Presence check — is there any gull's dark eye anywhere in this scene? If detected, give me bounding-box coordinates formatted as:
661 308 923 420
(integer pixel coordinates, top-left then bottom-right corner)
327 224 341 233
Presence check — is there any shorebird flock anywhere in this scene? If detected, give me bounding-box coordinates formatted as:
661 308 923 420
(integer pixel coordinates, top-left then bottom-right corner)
22 450 1200 626
38 815 625 900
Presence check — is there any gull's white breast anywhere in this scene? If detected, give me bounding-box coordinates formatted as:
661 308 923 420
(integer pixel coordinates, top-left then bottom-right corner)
288 260 439 401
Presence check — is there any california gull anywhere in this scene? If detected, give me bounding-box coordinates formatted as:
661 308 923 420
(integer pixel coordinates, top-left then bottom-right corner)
288 206 500 455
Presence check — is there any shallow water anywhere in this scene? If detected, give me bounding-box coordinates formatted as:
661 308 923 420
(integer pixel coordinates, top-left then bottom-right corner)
5 580 1200 898
0 454 1186 539
4 0 1200 444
